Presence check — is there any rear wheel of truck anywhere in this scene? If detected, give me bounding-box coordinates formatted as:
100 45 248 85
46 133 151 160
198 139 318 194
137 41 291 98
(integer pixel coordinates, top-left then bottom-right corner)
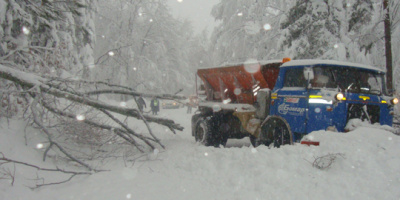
253 116 293 148
191 114 203 137
195 116 227 147
195 117 216 146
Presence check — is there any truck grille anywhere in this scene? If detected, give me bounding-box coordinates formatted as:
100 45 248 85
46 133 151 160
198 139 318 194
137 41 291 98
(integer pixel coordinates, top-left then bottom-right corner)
347 103 380 124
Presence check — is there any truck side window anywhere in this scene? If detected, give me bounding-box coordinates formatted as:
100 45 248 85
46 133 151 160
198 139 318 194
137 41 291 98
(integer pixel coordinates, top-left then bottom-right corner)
283 68 306 87
312 67 333 88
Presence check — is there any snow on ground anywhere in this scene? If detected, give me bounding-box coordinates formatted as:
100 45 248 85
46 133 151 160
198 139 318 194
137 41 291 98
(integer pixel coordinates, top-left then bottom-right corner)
1 104 400 200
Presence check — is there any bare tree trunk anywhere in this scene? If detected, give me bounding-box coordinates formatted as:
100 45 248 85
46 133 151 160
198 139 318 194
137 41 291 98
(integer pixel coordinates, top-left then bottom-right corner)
383 0 393 93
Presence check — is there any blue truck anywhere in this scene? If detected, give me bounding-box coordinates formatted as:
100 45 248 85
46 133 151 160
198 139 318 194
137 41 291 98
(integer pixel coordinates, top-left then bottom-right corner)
191 59 398 147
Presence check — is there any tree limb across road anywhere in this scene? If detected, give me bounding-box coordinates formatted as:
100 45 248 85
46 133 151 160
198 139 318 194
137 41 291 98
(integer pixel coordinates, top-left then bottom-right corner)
0 64 184 132
0 64 185 162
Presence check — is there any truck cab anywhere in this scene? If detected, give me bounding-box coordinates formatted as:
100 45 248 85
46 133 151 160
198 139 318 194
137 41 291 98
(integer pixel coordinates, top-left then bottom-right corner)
192 59 398 147
272 60 396 142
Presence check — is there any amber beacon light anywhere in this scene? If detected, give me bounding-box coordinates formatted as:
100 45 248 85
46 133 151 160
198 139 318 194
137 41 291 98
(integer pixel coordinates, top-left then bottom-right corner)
282 57 291 63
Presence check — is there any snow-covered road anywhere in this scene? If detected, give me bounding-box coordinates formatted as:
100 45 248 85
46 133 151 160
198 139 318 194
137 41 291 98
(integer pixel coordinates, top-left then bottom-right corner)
1 106 400 200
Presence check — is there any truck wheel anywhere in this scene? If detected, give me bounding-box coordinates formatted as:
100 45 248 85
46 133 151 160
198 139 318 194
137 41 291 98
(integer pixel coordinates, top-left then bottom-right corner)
249 135 258 147
256 116 293 148
191 114 203 137
195 117 216 146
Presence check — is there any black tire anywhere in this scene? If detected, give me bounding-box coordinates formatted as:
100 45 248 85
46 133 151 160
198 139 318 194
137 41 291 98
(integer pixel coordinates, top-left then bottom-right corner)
194 116 228 147
252 116 292 148
191 114 203 137
195 117 216 146
249 135 258 147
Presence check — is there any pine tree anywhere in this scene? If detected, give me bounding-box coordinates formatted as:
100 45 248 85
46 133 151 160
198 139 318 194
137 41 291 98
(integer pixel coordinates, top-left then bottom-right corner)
210 0 293 65
0 0 95 78
93 0 199 95
279 0 344 59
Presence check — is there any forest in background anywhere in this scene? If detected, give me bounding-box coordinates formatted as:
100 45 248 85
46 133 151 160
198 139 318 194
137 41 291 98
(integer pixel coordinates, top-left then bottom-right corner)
1 0 399 96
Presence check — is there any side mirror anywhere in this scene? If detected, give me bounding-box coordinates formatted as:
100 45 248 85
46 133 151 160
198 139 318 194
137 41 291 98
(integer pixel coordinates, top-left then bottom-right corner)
303 67 314 81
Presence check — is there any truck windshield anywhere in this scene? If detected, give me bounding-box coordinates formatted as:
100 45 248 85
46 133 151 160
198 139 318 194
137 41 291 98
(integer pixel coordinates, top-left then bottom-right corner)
311 66 387 95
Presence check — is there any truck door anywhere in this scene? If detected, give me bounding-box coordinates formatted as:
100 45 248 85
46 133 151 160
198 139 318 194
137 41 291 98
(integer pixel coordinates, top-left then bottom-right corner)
272 67 308 135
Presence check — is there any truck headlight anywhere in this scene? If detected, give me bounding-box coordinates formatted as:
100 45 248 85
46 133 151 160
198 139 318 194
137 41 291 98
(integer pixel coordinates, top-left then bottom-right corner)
391 98 399 105
335 93 345 101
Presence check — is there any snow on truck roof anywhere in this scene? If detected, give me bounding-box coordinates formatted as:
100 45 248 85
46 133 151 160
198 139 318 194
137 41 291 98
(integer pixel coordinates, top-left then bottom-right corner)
205 59 282 69
202 59 384 72
281 59 385 72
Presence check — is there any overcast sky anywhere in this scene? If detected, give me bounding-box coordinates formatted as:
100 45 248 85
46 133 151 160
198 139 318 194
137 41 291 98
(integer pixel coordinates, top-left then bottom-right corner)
167 0 219 34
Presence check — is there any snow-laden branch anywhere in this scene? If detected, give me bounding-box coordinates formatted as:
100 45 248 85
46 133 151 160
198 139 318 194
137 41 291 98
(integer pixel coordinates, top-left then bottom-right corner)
0 64 184 131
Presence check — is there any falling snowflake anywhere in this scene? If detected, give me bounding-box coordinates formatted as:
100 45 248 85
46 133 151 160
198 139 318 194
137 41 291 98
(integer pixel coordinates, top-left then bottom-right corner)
36 143 44 149
234 88 242 95
204 152 209 156
244 59 260 73
237 12 243 16
149 19 153 22
212 104 221 112
263 23 272 31
108 51 115 56
101 35 105 38
334 44 339 48
22 26 30 35
133 67 137 71
177 0 183 2
223 98 231 104
76 114 85 121
153 149 159 156
126 194 132 199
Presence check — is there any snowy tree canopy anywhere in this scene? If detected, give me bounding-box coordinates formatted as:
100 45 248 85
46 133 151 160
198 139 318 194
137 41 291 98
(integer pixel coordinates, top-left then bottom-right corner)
92 0 206 96
0 0 95 78
210 0 294 65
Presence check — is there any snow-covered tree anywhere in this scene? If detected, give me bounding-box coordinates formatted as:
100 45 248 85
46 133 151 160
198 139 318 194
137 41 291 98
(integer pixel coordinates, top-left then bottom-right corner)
209 0 294 65
0 0 96 117
391 0 400 91
0 0 95 77
93 0 199 96
279 0 349 60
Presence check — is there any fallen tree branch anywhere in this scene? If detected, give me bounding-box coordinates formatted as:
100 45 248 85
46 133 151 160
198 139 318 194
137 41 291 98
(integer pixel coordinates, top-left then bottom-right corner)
0 64 184 131
0 153 99 189
84 89 186 100
308 153 346 170
31 98 94 171
0 156 93 175
99 108 161 149
40 101 148 152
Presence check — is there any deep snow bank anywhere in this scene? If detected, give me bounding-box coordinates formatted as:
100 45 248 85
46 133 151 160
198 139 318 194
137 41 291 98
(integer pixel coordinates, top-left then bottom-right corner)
1 107 400 200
